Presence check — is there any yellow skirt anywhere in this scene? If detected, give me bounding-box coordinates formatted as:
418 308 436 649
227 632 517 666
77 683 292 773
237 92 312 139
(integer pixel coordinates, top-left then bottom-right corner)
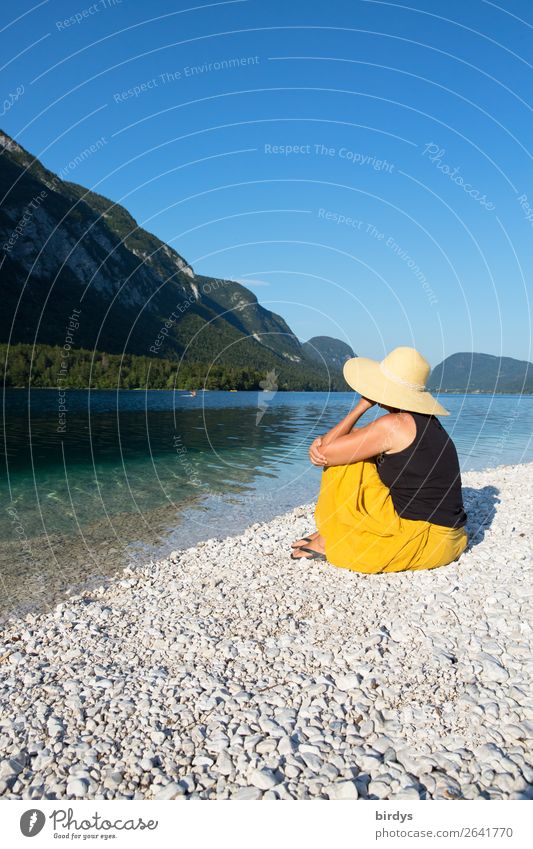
314 459 468 574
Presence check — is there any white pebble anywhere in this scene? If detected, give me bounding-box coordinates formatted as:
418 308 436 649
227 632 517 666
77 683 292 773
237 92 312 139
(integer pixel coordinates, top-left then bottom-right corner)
325 780 358 800
248 768 280 790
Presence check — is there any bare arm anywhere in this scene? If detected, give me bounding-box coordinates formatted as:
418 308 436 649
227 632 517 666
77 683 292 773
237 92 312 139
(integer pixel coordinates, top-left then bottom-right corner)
319 416 395 466
309 398 395 467
321 397 376 447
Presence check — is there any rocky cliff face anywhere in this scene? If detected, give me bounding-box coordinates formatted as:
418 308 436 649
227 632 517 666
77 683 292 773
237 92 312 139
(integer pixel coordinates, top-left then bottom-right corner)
0 130 341 383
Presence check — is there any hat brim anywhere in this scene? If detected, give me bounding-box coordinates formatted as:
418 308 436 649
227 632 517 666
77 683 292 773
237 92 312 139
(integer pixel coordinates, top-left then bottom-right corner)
342 357 450 416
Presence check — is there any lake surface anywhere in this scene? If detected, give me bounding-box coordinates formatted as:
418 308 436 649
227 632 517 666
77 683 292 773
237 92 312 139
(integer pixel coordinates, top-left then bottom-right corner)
2 389 532 622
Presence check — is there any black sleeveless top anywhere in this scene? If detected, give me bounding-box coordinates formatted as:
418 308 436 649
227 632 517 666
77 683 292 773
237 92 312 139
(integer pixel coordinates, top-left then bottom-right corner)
375 412 467 529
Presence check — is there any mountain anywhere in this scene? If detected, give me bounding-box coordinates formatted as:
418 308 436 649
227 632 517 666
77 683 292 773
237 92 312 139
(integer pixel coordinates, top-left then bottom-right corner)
302 336 355 370
2 131 529 394
428 352 533 393
0 130 346 389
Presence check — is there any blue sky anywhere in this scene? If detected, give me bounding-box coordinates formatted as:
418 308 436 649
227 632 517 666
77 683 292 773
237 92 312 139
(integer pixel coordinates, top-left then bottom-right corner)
1 0 532 366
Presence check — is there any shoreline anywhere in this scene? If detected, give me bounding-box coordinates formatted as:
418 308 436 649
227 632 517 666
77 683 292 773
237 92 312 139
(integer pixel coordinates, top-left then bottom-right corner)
4 387 533 394
0 461 531 800
0 457 527 625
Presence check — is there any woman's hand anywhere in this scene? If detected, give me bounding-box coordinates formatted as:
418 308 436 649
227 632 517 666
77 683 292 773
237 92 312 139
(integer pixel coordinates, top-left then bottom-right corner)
309 436 328 466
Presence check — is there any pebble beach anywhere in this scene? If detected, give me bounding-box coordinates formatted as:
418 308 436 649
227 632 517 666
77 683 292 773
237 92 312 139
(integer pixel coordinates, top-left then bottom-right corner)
0 461 531 801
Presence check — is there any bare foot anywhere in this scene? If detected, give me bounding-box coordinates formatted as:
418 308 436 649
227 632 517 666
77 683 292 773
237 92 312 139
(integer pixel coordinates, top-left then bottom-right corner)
290 534 326 559
291 530 319 549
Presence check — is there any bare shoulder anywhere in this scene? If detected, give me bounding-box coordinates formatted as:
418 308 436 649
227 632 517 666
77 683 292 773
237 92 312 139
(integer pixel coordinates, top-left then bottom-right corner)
358 412 411 453
382 411 417 454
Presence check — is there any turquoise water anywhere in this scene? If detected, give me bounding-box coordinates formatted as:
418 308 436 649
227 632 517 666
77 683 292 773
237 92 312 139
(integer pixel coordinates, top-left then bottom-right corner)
1 390 532 620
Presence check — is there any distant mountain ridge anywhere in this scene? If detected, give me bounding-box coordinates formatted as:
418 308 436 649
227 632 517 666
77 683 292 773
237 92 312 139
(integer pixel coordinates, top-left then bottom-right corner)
427 352 533 393
302 336 355 370
0 130 346 389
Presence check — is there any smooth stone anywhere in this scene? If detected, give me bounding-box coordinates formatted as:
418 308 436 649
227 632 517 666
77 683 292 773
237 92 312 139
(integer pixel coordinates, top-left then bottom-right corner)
256 739 278 755
0 752 27 778
216 752 234 775
479 654 509 683
278 736 297 755
67 778 89 797
249 768 280 790
357 754 383 773
325 780 358 800
372 736 394 754
232 786 263 800
103 772 123 789
300 752 322 772
155 782 186 799
392 787 421 800
336 674 360 692
150 731 166 745
368 779 392 799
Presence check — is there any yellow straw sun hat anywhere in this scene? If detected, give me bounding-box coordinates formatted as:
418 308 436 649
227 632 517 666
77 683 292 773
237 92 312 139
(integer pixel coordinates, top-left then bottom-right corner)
343 346 449 416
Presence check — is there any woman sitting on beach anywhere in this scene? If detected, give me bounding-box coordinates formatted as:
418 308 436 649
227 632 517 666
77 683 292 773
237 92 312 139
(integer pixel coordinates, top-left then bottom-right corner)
291 346 468 573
